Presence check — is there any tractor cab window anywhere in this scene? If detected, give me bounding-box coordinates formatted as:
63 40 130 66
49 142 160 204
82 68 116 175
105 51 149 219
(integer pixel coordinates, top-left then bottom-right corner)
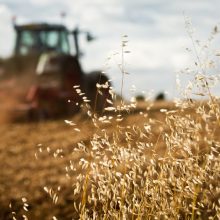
60 31 70 54
42 31 60 51
42 30 70 54
18 30 37 55
16 28 70 55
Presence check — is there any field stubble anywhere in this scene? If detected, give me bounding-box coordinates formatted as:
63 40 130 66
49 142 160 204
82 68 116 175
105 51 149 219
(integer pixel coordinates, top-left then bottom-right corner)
0 98 219 219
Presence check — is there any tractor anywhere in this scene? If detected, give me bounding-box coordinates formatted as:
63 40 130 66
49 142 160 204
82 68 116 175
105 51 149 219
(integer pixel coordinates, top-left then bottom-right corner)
11 23 111 119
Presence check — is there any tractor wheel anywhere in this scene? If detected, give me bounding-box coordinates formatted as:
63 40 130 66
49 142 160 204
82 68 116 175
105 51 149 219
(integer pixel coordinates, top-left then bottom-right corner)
27 107 49 121
84 71 112 113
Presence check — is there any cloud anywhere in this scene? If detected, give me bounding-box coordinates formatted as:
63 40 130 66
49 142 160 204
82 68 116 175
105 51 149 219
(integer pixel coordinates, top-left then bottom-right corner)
0 0 220 97
0 4 14 56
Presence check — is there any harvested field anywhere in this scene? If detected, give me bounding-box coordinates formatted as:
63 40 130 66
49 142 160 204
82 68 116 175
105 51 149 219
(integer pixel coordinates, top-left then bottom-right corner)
0 98 220 219
0 101 170 219
0 76 220 219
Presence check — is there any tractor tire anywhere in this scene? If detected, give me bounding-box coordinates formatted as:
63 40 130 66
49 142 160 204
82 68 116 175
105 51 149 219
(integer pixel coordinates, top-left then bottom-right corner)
84 71 112 113
27 107 49 121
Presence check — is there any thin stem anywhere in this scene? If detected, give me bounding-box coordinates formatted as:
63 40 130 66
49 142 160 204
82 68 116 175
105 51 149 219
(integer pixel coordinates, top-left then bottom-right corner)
121 40 125 105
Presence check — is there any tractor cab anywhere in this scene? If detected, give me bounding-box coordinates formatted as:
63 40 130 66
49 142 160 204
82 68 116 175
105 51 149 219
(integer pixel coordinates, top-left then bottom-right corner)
14 23 94 59
14 23 71 56
11 22 110 119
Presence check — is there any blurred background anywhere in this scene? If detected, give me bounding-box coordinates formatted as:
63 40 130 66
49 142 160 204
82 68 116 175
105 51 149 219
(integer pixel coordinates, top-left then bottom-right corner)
0 0 220 99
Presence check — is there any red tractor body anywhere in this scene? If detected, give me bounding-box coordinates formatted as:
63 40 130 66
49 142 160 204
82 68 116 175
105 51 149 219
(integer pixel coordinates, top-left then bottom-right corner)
12 23 110 119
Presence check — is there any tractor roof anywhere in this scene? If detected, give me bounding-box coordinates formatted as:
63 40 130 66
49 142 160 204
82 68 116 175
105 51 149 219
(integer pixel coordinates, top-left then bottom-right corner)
14 23 68 32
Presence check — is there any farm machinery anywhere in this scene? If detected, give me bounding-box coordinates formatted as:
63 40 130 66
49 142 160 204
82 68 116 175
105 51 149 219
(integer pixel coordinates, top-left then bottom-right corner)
9 23 111 119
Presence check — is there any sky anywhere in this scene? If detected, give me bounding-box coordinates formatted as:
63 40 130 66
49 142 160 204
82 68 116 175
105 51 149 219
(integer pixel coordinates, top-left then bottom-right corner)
0 0 220 99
